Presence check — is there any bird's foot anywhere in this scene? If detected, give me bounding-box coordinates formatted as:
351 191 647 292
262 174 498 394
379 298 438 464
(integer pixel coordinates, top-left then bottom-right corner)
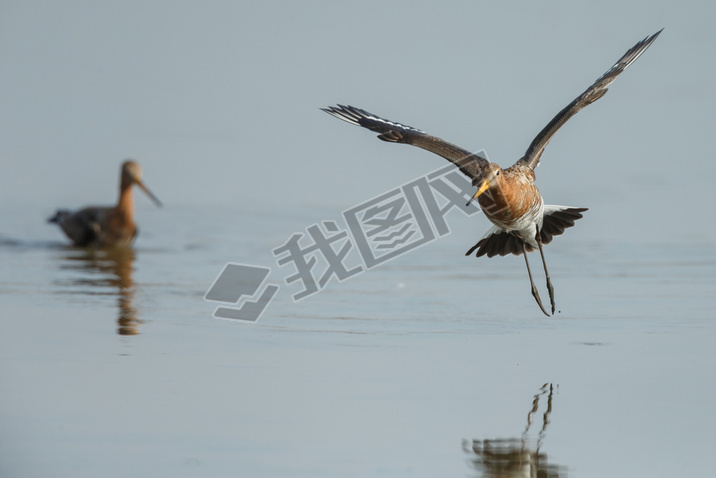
531 285 551 317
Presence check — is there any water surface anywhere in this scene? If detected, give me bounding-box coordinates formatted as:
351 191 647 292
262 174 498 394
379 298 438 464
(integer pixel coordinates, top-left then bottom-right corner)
1 203 715 477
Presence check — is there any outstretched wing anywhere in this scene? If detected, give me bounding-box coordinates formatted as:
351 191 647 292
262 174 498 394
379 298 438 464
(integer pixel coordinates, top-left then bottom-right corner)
322 104 488 182
518 29 662 170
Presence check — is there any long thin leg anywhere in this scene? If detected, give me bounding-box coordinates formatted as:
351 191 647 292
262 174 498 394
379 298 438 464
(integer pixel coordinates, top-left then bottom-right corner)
523 241 550 317
535 228 556 314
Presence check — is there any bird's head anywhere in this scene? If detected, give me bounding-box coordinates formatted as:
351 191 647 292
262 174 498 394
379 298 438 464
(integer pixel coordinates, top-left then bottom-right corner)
466 163 502 207
121 160 162 207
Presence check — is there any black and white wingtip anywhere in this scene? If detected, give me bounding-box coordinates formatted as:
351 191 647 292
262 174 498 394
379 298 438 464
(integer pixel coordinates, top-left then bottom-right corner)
619 28 662 67
597 28 663 86
321 104 365 127
322 104 425 136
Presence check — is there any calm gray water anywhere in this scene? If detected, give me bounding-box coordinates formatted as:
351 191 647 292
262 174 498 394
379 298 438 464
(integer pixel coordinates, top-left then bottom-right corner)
1 202 715 477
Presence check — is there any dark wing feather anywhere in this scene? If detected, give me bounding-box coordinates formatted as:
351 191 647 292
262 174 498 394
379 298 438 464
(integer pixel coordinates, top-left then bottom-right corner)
56 207 105 246
518 29 662 170
540 207 588 245
465 207 588 258
465 229 528 258
322 105 488 182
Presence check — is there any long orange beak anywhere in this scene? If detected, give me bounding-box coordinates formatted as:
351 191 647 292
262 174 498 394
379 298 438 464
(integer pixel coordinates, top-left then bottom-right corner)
135 179 163 207
466 179 490 207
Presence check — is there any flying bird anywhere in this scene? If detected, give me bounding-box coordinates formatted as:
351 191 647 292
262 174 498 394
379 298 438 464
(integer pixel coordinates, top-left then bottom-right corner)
48 160 162 248
323 29 661 316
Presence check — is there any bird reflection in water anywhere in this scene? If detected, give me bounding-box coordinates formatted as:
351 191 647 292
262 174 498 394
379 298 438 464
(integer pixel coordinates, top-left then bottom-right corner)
463 383 566 477
56 247 141 335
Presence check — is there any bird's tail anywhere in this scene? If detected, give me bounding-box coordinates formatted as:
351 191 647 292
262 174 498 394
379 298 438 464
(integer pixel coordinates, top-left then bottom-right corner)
47 210 70 224
466 206 588 258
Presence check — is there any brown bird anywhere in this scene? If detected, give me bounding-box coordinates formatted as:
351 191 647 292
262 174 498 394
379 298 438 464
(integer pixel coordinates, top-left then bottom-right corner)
48 160 162 248
323 30 661 316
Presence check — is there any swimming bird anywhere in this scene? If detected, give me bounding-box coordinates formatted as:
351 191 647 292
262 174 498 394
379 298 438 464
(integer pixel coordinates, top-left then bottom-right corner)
48 160 162 248
323 30 661 316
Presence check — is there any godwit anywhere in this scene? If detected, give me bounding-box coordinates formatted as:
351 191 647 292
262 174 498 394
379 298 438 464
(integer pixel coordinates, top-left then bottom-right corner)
48 160 162 247
323 30 661 315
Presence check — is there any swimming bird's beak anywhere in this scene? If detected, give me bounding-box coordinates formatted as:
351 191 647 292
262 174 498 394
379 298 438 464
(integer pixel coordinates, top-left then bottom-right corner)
466 179 490 207
135 179 163 207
